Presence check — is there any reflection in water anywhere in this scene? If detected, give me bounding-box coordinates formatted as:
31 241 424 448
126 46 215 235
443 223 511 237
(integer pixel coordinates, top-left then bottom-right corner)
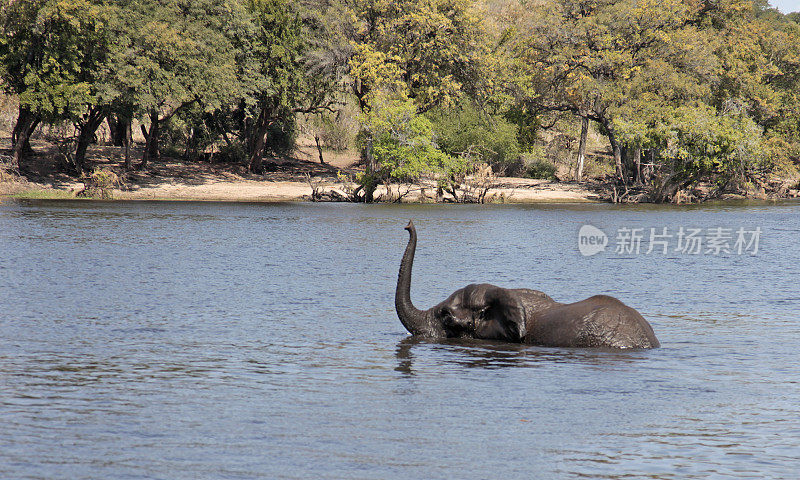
394 336 417 375
395 336 652 374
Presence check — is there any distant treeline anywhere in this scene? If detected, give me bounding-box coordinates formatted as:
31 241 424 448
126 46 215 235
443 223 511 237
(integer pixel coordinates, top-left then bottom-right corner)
1 0 799 201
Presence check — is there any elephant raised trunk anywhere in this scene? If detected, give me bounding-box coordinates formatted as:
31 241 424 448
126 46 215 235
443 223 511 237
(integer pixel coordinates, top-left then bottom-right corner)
395 221 442 337
393 221 660 348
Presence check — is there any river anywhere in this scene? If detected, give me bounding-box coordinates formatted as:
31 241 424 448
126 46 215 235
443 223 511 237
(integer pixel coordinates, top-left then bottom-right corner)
1 199 799 479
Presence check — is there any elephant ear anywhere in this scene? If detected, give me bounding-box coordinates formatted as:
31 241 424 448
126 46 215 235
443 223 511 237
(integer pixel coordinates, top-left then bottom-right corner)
476 287 527 342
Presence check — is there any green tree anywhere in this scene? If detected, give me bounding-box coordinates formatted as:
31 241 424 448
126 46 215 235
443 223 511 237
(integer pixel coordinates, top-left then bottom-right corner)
205 0 339 172
330 0 496 200
512 0 716 183
426 101 521 174
103 0 239 169
711 5 800 171
0 0 107 171
346 0 488 112
240 0 308 171
355 92 459 201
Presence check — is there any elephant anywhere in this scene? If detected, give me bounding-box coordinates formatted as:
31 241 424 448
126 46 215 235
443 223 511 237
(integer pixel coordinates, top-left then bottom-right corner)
395 221 659 349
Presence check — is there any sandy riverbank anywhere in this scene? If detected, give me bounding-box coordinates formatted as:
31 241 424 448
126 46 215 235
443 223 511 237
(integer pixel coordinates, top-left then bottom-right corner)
0 173 603 203
114 178 601 203
1 136 604 203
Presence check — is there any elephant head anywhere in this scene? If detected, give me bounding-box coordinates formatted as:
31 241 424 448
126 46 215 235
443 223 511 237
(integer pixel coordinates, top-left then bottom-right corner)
433 284 527 341
395 221 527 342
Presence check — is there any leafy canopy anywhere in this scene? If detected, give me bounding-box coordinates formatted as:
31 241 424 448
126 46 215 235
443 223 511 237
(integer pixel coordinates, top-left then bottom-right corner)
0 0 108 120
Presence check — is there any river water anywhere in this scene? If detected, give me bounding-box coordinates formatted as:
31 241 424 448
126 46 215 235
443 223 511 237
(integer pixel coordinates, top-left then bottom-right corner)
1 199 799 479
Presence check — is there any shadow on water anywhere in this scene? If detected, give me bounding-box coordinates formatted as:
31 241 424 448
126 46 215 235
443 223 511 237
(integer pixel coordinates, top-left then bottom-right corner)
394 336 652 375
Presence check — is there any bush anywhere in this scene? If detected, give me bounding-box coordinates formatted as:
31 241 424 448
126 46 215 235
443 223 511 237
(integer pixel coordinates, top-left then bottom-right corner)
264 115 297 158
160 116 189 155
214 142 247 164
354 92 460 201
525 158 557 180
618 104 772 191
175 105 218 160
360 94 455 180
308 103 359 152
318 116 352 151
761 134 800 179
0 154 18 181
582 156 615 179
427 102 522 174
80 168 121 199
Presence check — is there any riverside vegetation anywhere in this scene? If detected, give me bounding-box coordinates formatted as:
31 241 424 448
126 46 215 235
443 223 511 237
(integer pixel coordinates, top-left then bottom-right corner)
1 0 799 203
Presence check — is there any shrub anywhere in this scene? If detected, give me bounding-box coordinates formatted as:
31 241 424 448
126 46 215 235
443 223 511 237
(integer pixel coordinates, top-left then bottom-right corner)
427 102 522 174
1 154 18 181
309 103 359 152
519 146 557 180
362 94 455 178
582 156 615 179
80 168 121 199
264 115 297 158
214 142 248 164
618 104 773 191
355 92 460 201
160 116 189 156
175 105 217 160
318 115 352 151
525 158 557 180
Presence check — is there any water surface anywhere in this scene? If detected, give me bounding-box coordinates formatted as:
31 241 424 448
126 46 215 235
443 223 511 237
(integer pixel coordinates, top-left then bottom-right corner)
1 200 799 479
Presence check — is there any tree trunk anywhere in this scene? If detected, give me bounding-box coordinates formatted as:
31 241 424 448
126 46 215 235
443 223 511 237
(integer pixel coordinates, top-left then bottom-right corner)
315 135 325 164
148 114 160 160
353 77 369 112
74 106 107 173
10 105 40 171
184 126 195 160
123 120 131 170
140 110 160 170
642 149 654 184
107 116 118 145
633 147 642 185
603 119 624 183
110 115 131 147
612 142 624 183
22 121 38 156
248 104 272 173
362 137 378 203
576 116 588 181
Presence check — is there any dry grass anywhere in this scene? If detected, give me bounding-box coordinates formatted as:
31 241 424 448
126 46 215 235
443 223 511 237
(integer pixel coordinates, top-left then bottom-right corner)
9 189 76 199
